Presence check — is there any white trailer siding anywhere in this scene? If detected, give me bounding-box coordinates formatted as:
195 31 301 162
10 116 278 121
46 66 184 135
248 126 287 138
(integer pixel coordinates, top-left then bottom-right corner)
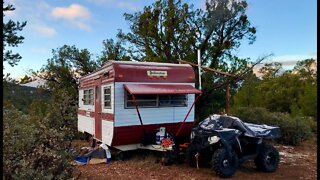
77 115 95 134
101 120 114 146
78 89 95 134
114 82 195 127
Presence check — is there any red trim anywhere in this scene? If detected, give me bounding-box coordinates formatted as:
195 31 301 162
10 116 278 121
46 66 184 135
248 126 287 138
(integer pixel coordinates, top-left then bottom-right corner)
101 113 114 120
101 78 114 85
78 110 114 121
114 63 195 83
124 84 202 95
79 85 95 90
132 95 145 134
111 122 194 146
175 94 201 137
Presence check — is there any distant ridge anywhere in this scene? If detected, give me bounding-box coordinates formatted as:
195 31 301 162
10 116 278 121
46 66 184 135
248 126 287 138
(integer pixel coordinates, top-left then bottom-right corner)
20 77 47 88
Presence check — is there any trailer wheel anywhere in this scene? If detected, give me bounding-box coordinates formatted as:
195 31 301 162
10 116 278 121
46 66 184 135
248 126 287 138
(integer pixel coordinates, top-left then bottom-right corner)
254 144 279 172
212 148 238 178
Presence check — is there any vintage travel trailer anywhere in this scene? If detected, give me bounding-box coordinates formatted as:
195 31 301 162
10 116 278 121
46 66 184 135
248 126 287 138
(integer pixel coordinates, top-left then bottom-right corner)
78 60 202 151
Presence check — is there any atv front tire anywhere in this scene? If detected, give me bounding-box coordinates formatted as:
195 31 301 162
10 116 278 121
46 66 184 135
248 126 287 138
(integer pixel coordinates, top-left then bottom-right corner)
254 144 280 172
212 148 239 178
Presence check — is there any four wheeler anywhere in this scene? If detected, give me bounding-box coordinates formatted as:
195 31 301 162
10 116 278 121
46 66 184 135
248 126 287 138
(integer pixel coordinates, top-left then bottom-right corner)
186 114 281 178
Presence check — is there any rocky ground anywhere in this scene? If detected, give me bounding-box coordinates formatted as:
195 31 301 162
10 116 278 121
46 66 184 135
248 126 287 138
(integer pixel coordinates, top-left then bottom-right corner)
72 139 317 180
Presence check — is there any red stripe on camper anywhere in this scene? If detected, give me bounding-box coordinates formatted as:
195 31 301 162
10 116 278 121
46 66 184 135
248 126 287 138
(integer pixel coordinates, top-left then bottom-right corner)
111 122 194 146
78 110 114 121
80 79 95 89
101 113 114 121
113 63 195 83
101 78 114 85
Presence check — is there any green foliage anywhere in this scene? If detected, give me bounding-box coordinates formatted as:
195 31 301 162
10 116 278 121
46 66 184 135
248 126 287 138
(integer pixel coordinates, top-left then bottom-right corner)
258 62 283 79
119 0 256 66
45 91 81 140
232 59 317 119
298 83 317 118
232 72 262 107
38 45 98 100
293 58 317 80
98 38 131 65
119 0 199 63
3 3 27 68
3 102 73 179
231 107 314 145
36 45 98 139
204 0 256 68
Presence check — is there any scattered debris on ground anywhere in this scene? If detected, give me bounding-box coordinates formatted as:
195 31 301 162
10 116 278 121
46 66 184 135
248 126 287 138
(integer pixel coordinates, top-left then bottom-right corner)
72 139 317 180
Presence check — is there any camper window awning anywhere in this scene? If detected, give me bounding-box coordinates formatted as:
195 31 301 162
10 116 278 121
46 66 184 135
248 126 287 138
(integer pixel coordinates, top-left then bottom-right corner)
124 84 202 95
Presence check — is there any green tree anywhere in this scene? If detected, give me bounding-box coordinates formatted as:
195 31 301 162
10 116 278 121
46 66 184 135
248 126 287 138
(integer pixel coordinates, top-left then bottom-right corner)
119 0 199 63
119 0 256 66
98 38 131 65
298 83 317 118
259 62 283 79
3 3 27 68
203 0 256 68
232 59 317 119
293 58 317 81
3 102 73 179
37 45 98 99
232 71 262 108
36 45 98 136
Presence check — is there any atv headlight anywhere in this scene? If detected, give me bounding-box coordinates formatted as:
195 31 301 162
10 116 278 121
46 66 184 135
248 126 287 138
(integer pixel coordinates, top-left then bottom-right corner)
190 131 195 141
208 136 220 144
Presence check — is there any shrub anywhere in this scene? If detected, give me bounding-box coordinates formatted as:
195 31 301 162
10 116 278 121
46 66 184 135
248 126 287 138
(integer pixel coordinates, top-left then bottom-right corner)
231 107 314 146
3 102 74 179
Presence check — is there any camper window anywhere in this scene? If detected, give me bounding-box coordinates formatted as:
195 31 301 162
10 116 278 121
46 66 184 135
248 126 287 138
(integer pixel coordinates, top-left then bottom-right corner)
104 87 111 109
125 93 157 108
159 94 187 107
83 89 94 105
125 92 187 108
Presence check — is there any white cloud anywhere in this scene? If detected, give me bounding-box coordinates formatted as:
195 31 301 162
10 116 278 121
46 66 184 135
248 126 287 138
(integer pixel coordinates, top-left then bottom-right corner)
272 54 317 68
4 9 16 17
36 26 57 37
51 4 90 20
51 4 92 31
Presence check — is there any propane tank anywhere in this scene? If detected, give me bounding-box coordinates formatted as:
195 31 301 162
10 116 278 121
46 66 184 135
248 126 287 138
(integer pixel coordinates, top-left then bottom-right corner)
156 127 166 144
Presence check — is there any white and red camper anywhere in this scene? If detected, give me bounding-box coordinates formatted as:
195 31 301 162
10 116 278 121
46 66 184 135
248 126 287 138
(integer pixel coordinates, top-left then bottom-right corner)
78 60 201 151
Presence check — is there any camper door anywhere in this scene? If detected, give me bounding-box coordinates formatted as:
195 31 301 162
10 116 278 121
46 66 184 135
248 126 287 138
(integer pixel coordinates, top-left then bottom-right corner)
94 76 102 140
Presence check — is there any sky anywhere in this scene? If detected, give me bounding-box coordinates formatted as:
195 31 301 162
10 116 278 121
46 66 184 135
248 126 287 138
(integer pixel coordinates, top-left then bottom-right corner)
3 0 317 79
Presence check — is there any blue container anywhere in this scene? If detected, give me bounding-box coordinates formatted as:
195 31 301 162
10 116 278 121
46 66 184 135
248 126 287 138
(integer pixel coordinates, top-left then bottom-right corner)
74 156 90 164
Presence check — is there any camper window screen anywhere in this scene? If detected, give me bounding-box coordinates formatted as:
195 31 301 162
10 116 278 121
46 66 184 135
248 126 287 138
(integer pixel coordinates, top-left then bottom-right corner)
126 94 157 108
104 87 111 109
159 94 187 107
83 89 94 105
125 93 187 108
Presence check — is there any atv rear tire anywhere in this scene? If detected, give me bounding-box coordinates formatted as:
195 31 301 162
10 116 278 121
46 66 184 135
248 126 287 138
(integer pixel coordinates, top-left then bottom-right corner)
212 148 238 178
254 144 279 172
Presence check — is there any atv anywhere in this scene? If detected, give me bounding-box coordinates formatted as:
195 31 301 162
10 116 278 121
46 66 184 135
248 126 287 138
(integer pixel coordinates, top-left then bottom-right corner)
186 114 281 178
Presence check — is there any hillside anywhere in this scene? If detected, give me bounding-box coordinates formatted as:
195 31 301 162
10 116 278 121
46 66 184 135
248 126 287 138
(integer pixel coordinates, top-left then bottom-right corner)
3 82 51 114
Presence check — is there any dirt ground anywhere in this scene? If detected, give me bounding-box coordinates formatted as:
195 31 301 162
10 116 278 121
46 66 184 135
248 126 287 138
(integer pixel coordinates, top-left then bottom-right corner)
72 139 317 180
